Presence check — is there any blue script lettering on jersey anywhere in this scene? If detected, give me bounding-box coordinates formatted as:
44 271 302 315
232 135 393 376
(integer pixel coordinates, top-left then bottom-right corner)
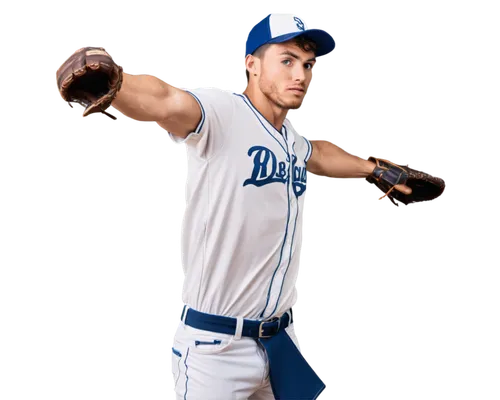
243 145 307 197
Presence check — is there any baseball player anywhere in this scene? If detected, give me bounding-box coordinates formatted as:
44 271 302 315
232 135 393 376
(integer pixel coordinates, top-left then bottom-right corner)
154 16 364 399
57 13 441 400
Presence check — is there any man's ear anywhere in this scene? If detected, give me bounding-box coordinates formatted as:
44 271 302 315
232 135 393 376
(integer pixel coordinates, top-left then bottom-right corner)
246 54 259 77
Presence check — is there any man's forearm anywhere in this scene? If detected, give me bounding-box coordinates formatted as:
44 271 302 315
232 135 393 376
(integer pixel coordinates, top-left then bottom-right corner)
111 73 173 122
308 140 375 178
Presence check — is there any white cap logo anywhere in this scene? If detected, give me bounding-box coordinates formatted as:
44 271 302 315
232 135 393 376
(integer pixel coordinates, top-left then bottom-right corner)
293 17 305 31
269 14 309 37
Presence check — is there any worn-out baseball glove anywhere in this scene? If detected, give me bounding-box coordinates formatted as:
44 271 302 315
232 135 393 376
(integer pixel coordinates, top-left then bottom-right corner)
366 157 445 206
56 47 123 119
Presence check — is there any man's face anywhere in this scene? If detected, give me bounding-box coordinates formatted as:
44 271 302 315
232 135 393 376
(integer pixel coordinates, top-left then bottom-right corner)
257 41 316 110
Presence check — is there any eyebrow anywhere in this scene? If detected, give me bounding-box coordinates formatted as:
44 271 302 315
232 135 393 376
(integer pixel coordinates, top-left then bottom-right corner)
279 50 316 63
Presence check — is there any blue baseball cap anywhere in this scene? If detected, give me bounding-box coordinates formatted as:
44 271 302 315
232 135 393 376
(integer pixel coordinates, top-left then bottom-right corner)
246 14 335 57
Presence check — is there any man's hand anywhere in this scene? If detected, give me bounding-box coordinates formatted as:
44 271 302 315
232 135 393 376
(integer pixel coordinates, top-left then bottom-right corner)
394 184 413 195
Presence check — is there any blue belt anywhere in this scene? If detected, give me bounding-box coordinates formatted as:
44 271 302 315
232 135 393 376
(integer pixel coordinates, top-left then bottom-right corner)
181 305 293 338
180 306 326 399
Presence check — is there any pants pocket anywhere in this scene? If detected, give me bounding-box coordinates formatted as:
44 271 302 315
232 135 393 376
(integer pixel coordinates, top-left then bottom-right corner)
190 337 233 355
178 324 235 355
171 347 183 390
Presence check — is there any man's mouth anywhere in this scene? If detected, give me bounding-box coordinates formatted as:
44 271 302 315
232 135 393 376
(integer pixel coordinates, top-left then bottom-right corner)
288 88 304 94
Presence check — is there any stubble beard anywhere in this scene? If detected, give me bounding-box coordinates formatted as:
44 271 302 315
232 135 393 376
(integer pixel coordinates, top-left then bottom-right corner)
260 79 303 110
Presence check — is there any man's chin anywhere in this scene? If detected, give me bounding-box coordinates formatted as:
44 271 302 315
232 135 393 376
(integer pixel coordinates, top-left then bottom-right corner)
268 93 304 110
284 100 303 110
275 97 303 110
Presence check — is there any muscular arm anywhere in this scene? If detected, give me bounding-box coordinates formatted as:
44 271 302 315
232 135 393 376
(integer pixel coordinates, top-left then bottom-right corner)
306 140 375 178
307 140 413 194
111 72 201 138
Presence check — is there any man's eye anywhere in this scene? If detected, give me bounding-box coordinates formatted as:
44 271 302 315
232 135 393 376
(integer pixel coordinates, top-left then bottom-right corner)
282 59 291 65
305 63 313 69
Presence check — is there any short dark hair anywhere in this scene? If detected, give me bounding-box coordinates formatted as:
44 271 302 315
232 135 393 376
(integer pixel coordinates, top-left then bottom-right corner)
245 36 318 82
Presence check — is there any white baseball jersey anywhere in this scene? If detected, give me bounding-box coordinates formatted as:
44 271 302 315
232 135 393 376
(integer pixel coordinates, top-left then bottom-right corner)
168 88 313 320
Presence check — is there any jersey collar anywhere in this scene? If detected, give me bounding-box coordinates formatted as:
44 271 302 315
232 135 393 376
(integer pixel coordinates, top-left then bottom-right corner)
234 93 290 154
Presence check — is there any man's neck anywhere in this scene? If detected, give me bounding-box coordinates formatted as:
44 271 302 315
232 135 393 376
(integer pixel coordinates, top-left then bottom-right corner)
242 88 288 132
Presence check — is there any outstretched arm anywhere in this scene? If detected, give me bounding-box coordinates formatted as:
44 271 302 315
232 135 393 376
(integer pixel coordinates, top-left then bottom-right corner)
306 140 374 178
112 73 201 139
306 140 412 194
56 47 201 138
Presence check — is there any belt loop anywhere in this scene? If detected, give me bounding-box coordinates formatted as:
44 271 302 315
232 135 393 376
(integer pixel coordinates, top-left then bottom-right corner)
182 305 190 324
288 307 297 325
285 310 292 328
234 317 244 340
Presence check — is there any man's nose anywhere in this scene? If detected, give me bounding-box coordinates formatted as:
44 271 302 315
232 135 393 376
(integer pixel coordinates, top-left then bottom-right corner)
293 66 306 82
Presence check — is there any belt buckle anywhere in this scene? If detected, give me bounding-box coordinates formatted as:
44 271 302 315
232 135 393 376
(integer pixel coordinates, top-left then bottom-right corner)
258 317 280 338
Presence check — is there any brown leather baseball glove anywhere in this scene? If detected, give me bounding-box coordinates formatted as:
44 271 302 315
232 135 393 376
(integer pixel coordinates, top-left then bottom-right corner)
56 47 123 119
366 157 445 206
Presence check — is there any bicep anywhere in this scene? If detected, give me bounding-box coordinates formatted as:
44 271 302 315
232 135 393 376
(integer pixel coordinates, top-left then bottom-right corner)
156 88 202 139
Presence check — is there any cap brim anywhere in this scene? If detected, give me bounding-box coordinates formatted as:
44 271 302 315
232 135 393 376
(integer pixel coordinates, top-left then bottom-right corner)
267 29 335 57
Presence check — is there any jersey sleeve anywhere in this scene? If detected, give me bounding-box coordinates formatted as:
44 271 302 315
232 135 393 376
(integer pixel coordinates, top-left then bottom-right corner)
167 87 235 160
291 123 312 166
302 136 313 164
